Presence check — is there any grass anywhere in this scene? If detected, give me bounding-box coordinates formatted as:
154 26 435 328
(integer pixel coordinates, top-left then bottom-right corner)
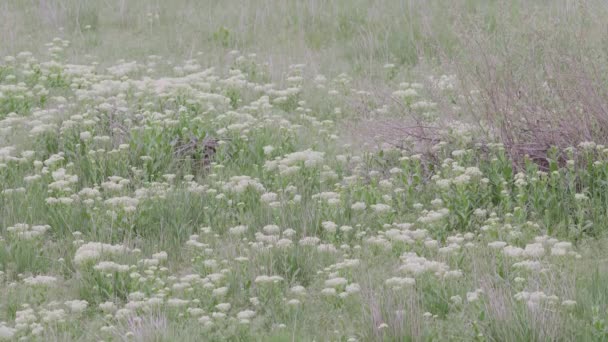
1 0 608 341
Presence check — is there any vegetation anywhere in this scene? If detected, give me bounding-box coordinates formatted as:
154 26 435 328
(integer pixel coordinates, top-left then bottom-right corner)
1 0 608 341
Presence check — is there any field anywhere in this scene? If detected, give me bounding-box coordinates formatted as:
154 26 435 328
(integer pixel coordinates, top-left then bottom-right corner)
2 0 608 341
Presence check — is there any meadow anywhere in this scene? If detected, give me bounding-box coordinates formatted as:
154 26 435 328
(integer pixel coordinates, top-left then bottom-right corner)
2 0 608 341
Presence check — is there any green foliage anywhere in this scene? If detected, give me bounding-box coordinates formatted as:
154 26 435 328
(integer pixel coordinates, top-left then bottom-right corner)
1 1 608 340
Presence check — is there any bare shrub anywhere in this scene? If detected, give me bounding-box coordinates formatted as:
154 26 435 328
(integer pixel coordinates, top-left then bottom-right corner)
446 1 608 165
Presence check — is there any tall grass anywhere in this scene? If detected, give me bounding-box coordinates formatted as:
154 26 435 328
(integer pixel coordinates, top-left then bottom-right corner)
2 1 608 341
